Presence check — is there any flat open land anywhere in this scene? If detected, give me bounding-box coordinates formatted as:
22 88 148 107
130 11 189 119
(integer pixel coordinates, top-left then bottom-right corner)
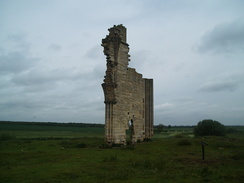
0 122 244 183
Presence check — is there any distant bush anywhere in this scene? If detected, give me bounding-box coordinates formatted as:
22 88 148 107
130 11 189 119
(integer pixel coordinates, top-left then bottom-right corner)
194 119 226 136
76 143 87 148
226 127 240 134
154 124 165 132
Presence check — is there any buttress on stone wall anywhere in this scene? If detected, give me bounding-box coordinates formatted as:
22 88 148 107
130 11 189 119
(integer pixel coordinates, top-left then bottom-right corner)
101 24 153 145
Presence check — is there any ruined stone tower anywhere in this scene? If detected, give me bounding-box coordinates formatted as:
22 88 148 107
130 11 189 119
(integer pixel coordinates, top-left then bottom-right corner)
102 24 153 145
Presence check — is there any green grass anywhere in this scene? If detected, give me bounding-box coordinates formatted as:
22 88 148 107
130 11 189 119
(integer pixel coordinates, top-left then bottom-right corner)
0 122 244 183
0 122 104 139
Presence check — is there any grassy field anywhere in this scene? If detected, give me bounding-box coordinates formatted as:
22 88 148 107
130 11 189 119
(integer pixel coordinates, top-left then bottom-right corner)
0 122 244 183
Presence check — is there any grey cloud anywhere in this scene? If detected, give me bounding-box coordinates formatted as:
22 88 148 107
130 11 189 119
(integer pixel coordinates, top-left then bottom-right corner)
84 45 102 59
0 51 38 74
199 81 238 92
129 49 160 75
12 68 76 86
172 97 194 105
196 20 244 54
155 102 174 111
0 33 38 74
7 33 31 53
1 96 44 109
154 98 204 125
0 74 104 123
173 62 185 71
199 75 243 92
10 66 102 93
48 44 62 52
92 62 106 79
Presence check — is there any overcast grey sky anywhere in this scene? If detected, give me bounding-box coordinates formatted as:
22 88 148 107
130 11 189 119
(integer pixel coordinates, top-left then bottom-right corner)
1 0 244 125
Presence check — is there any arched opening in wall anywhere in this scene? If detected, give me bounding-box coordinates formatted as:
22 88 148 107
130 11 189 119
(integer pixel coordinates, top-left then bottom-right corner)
126 119 134 144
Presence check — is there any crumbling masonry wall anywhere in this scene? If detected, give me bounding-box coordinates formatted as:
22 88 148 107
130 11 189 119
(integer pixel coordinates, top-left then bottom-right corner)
102 25 153 145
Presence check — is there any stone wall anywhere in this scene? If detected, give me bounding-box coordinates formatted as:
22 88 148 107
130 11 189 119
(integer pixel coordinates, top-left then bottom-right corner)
102 24 153 145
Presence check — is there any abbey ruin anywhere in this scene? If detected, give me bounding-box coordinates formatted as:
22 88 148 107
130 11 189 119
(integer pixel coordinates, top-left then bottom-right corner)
101 25 153 145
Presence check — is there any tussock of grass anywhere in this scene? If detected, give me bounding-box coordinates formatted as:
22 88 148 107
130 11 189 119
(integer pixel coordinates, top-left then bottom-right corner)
177 139 192 146
0 133 16 140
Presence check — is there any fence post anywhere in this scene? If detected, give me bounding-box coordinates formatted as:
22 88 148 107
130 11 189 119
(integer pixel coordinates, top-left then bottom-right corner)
200 141 208 160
